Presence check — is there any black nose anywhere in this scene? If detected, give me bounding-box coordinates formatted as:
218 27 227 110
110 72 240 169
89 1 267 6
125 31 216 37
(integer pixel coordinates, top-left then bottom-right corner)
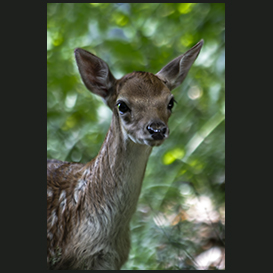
147 122 167 140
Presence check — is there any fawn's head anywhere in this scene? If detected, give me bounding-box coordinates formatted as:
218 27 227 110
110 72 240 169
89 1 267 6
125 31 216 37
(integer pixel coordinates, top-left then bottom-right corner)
74 40 203 147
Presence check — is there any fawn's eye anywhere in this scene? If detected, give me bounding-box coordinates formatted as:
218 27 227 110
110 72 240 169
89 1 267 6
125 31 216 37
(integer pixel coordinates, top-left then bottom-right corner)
117 101 129 114
167 97 176 111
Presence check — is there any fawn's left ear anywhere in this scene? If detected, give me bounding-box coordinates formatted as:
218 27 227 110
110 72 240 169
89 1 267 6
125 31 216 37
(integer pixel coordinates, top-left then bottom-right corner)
156 39 204 91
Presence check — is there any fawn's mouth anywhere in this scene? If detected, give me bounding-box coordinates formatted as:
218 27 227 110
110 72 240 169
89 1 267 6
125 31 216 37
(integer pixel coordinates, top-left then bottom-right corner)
128 134 168 147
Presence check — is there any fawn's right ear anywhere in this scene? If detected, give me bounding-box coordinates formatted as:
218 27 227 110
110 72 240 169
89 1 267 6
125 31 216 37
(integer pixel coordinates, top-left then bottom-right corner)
74 48 116 106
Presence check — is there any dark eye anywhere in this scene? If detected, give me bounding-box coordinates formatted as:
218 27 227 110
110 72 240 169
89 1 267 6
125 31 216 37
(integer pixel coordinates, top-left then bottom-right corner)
167 98 176 111
117 101 129 114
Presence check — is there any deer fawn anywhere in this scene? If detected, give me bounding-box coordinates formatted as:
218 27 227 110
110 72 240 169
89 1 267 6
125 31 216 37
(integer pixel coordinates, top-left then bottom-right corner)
47 39 204 270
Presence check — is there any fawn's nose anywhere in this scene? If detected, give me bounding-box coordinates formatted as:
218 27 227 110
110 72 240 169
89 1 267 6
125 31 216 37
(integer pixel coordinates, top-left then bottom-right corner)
146 121 167 140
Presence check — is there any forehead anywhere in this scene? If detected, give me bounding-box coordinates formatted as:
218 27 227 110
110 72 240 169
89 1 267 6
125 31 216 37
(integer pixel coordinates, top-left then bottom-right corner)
117 71 170 99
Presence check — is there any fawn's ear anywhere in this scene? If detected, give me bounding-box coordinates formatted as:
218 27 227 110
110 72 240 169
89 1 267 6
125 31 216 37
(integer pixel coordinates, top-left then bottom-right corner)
74 48 116 105
156 39 204 91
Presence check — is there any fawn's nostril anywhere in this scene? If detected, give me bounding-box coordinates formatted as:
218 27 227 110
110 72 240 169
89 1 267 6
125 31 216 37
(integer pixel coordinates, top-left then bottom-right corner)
147 125 155 134
147 122 167 140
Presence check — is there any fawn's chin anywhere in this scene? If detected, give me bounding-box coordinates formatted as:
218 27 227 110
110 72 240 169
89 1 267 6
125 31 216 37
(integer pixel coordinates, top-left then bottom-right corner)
143 139 165 147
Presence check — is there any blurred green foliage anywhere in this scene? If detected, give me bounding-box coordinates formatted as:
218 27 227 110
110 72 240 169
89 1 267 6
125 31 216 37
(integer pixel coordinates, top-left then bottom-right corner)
47 3 225 270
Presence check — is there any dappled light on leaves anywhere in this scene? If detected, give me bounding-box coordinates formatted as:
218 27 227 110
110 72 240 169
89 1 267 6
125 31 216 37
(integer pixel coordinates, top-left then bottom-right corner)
178 3 196 14
163 148 185 165
47 3 225 270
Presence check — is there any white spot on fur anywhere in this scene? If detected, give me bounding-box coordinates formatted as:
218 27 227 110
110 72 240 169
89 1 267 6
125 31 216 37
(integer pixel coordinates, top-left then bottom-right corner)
50 209 58 227
73 179 87 204
83 168 91 176
59 190 66 213
47 188 53 197
93 155 100 170
73 192 79 204
47 231 53 240
59 190 66 201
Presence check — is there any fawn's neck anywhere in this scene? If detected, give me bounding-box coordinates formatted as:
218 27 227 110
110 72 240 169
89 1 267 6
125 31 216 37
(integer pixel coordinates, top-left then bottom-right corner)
84 113 152 219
